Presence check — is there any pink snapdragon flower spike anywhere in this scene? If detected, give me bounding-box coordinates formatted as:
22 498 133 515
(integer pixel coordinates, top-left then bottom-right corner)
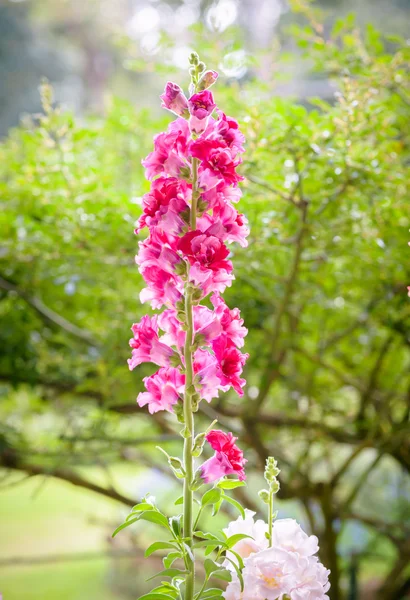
160 82 190 118
200 430 247 483
188 90 216 134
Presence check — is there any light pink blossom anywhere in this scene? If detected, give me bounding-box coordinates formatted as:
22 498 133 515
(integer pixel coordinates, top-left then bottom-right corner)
160 82 189 118
128 315 174 370
197 70 219 91
137 366 185 413
142 119 191 180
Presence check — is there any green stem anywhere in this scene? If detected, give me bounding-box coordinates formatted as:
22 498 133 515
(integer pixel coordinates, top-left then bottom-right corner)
268 487 273 548
182 154 200 600
183 287 195 600
191 158 199 230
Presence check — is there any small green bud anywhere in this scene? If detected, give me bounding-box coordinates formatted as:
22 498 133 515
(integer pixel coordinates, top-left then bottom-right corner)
169 456 184 471
176 311 186 323
197 61 206 73
192 432 206 457
191 469 204 491
258 489 270 504
174 260 188 276
192 393 200 412
271 480 280 494
169 353 183 369
264 456 281 484
189 52 199 66
174 400 185 423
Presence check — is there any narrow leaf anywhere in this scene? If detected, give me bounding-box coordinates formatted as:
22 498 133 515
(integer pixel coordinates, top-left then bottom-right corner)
145 542 177 557
201 488 222 507
147 568 188 582
217 480 246 490
221 494 245 518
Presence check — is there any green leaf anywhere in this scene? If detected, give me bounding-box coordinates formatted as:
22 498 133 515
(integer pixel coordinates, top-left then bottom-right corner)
138 594 176 600
209 569 231 582
112 515 141 537
147 568 188 582
201 488 222 507
221 494 245 518
145 541 177 557
174 496 183 505
224 557 244 591
139 511 171 530
212 498 223 517
196 589 223 599
130 502 154 513
217 480 246 490
204 559 222 578
194 531 220 540
193 539 223 549
163 551 182 569
224 534 253 549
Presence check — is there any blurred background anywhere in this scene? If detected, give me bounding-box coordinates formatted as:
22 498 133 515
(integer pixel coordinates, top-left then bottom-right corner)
1 0 410 599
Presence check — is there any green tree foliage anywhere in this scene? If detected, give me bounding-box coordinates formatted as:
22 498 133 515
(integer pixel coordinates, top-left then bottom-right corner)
1 12 409 600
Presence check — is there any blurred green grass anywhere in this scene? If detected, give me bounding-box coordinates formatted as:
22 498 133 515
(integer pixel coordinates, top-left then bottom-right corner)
0 469 133 600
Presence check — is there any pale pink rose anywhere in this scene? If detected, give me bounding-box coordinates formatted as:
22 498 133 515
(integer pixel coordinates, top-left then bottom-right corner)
137 367 185 413
271 519 319 558
128 315 174 369
243 547 300 600
223 510 268 563
189 262 234 297
200 430 247 483
160 82 189 118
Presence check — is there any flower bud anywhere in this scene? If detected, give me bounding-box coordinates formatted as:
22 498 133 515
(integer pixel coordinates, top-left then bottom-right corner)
258 489 270 504
192 432 206 457
197 70 219 91
189 52 199 66
160 82 189 118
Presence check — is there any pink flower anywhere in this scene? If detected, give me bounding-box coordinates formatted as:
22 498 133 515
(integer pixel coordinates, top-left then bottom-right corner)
197 70 219 91
212 334 248 395
142 119 190 180
137 229 185 308
211 293 247 348
139 265 182 309
160 82 189 118
188 90 216 134
136 177 190 235
206 111 245 157
198 201 249 247
178 230 232 273
158 305 221 350
193 349 226 402
201 430 247 483
128 315 174 370
137 367 185 413
191 138 244 188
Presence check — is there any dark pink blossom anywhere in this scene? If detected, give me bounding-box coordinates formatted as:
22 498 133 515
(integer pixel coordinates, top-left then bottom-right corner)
191 138 244 188
178 230 232 273
212 334 248 396
128 315 174 370
160 82 189 118
211 293 247 348
206 111 245 157
201 430 247 483
137 367 185 413
136 177 190 235
188 90 216 134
